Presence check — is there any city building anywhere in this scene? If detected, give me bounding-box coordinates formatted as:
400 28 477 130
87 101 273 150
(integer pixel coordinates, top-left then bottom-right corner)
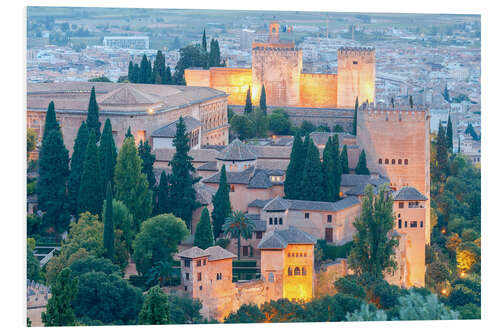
103 36 150 49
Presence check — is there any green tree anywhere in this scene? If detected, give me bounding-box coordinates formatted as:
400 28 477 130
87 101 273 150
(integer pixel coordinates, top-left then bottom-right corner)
340 145 349 174
230 114 255 140
284 133 305 199
409 95 414 108
27 127 37 158
103 182 114 260
259 298 306 322
73 271 143 324
249 109 269 137
202 29 207 52
69 256 120 277
209 39 222 67
352 96 358 135
244 87 253 114
443 83 450 102
268 110 291 135
194 208 214 249
42 101 58 142
86 87 101 142
78 130 103 216
102 199 133 252
154 171 170 215
396 292 459 320
223 210 256 260
436 123 449 180
145 261 173 288
139 54 152 83
168 295 203 324
345 303 388 321
259 85 267 116
139 286 171 325
88 76 111 82
211 165 232 238
68 121 89 216
27 245 42 282
348 185 398 278
168 117 200 229
225 304 265 323
42 268 79 327
173 45 208 84
152 50 166 84
355 149 370 175
446 113 453 151
300 139 324 201
114 137 152 233
98 118 117 188
133 214 189 275
138 140 156 189
322 135 341 202
37 120 70 233
303 294 363 322
127 61 135 82
165 66 172 84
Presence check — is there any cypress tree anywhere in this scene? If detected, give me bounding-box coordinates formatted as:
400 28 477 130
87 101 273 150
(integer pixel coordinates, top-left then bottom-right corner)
194 207 214 249
138 140 156 189
133 63 140 83
331 134 342 200
391 97 395 108
78 130 103 216
355 149 370 175
37 124 70 233
139 54 150 83
41 268 78 326
409 95 414 108
42 101 58 142
443 83 450 102
436 122 449 179
165 66 172 84
244 87 253 114
127 61 134 82
154 170 170 215
125 127 133 140
340 145 349 174
300 140 324 201
260 85 267 116
152 50 166 85
114 137 152 233
284 133 305 199
99 118 117 188
446 113 453 151
213 40 221 66
168 117 201 229
86 86 101 142
103 182 114 260
202 29 207 52
322 137 335 202
211 165 231 238
68 121 89 216
352 96 358 135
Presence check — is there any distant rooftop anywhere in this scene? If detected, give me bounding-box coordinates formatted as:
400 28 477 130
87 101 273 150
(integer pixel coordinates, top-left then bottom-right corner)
257 226 316 249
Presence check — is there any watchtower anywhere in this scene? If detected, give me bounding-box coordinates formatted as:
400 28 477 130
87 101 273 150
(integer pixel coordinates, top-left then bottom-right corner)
269 21 280 43
337 47 376 108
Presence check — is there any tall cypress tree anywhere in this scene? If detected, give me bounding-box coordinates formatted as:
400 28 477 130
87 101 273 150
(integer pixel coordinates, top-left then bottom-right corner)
103 182 114 260
260 85 267 116
165 66 172 84
152 50 166 85
154 170 170 215
352 96 358 135
138 140 156 189
68 121 89 216
244 87 253 114
98 118 117 188
436 122 449 179
78 130 103 216
37 122 70 233
133 63 140 83
340 145 349 174
300 139 324 201
409 95 414 108
168 117 201 229
125 126 133 140
322 137 335 202
194 207 214 249
331 134 342 200
446 113 453 151
211 164 231 238
42 101 58 142
284 133 305 199
127 61 134 82
114 137 152 233
202 29 207 52
355 149 370 175
86 86 101 142
139 54 150 83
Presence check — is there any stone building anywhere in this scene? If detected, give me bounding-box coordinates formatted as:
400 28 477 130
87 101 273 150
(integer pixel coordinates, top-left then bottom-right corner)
185 21 375 109
26 82 230 153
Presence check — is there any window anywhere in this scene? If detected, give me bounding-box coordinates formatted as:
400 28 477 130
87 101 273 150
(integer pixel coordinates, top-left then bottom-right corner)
398 202 404 208
199 285 203 291
410 221 418 228
294 267 301 275
288 267 292 276
203 259 206 266
197 272 202 281
353 61 358 65
269 217 273 225
279 217 283 225
397 213 401 218
268 272 274 282
404 159 409 165
398 220 402 229
243 246 249 257
184 286 188 291
184 259 191 267
216 273 222 280
420 221 424 228
197 260 201 267
185 273 190 281
304 253 307 257
256 231 263 239
385 159 389 164
327 215 332 223
379 158 383 164
405 221 408 228
302 267 307 276
274 217 278 225
305 212 310 219
392 159 396 164
409 201 420 208
398 159 402 165
230 184 235 192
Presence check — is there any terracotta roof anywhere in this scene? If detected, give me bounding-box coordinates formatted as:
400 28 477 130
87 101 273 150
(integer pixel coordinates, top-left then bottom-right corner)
392 186 427 201
151 116 201 138
257 226 316 249
177 246 209 259
217 139 257 161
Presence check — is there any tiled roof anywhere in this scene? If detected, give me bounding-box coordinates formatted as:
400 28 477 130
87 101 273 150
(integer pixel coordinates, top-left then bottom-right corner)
262 196 360 213
203 166 255 185
248 198 272 208
177 246 209 259
310 132 355 147
151 116 201 138
197 161 218 171
392 186 427 201
177 245 236 261
340 174 390 187
249 145 292 159
217 139 257 161
154 148 218 163
203 167 283 189
195 182 217 205
257 226 316 249
263 197 291 212
247 170 273 189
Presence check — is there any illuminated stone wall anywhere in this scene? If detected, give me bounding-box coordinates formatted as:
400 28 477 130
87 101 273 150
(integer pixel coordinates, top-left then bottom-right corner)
299 73 337 108
282 244 315 302
314 259 348 297
337 48 375 108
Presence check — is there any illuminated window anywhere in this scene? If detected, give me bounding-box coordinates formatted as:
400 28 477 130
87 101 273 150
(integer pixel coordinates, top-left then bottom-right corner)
288 267 292 276
302 267 307 276
294 267 301 276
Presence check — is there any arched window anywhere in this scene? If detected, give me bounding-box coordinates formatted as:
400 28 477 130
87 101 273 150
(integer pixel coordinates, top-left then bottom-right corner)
294 267 301 276
302 267 307 276
398 159 402 165
378 158 383 164
288 267 292 276
268 272 274 282
404 159 409 165
385 159 389 164
392 159 396 164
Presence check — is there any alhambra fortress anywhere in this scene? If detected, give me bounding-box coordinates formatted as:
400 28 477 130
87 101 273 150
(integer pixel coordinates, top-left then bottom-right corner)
26 22 430 321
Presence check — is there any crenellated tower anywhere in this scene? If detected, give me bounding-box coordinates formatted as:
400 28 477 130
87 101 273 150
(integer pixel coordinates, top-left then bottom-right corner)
337 47 376 108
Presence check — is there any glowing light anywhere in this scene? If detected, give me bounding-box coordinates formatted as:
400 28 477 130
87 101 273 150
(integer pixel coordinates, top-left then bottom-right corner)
441 289 448 296
148 108 154 115
441 228 446 234
460 271 466 278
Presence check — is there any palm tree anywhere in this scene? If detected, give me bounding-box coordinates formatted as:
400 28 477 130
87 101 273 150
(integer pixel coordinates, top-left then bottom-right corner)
223 210 256 260
145 261 172 288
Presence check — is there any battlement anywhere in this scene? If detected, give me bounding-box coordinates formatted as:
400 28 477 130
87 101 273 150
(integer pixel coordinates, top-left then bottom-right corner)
360 102 427 113
338 46 375 55
252 45 299 52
